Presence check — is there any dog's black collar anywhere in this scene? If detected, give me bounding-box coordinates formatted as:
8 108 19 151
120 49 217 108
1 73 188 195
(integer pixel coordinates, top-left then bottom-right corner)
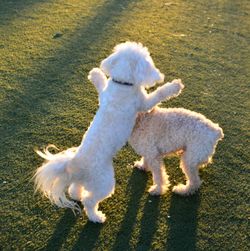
112 78 134 86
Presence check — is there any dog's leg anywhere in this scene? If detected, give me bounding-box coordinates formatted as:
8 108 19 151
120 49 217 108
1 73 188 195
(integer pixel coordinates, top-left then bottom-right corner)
134 157 150 171
81 167 115 223
141 80 184 111
68 183 84 201
146 157 170 195
172 152 201 196
88 68 107 94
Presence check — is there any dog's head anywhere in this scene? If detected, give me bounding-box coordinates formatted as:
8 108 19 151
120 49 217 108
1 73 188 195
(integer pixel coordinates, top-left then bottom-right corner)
100 42 164 87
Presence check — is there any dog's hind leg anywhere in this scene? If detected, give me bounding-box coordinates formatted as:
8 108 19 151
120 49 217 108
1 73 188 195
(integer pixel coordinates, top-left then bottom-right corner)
68 182 84 201
172 152 201 196
81 167 115 223
146 156 170 195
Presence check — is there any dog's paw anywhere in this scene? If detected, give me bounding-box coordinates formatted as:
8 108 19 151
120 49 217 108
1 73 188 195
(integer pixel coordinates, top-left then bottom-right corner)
171 78 183 85
159 80 184 100
172 183 199 196
134 159 148 171
88 210 106 223
88 68 106 85
148 184 169 195
88 67 104 78
169 79 184 93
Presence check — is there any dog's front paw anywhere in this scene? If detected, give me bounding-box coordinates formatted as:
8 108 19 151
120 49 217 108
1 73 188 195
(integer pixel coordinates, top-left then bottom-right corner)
159 80 184 100
88 68 105 80
88 68 107 93
171 78 183 85
169 79 184 94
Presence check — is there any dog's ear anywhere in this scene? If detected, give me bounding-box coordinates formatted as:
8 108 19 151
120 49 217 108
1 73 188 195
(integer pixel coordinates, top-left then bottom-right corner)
100 53 133 83
100 54 116 76
149 66 165 84
135 59 164 87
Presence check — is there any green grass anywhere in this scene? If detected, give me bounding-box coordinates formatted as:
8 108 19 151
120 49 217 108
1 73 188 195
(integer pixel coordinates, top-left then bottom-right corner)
0 0 249 250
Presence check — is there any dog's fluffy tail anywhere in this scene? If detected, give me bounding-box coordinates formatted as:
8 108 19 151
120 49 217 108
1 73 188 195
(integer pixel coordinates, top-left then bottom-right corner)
34 145 79 211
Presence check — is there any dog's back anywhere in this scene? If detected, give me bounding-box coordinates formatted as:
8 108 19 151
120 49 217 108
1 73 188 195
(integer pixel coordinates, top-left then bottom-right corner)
151 107 223 140
130 106 223 162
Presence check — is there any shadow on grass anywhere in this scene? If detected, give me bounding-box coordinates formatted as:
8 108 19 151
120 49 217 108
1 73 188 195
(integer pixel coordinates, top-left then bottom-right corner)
44 167 147 250
0 0 138 247
111 169 148 250
166 192 201 251
0 0 47 26
45 209 77 251
40 173 200 251
1 0 134 143
71 221 103 251
44 207 103 251
135 195 160 250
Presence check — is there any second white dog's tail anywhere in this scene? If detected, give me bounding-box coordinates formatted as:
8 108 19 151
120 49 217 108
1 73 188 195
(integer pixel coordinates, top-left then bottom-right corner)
34 145 79 210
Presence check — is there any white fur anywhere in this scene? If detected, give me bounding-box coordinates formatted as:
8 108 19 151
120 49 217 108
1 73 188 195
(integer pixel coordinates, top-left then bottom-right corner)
129 106 224 196
34 42 184 223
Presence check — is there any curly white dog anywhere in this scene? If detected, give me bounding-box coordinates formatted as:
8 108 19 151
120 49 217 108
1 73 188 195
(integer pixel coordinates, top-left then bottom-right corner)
34 42 184 223
129 106 224 196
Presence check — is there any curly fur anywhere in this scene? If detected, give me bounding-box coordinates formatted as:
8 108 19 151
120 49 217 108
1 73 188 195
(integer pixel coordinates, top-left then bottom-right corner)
34 42 184 223
129 106 224 196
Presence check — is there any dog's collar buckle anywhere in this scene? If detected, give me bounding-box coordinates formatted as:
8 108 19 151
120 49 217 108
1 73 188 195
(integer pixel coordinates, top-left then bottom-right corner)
112 79 134 86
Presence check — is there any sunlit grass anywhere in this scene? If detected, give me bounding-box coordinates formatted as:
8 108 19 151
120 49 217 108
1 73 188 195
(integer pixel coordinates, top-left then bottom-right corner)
0 0 249 250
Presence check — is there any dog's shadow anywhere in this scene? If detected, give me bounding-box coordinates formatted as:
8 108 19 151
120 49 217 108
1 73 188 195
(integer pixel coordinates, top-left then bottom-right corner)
112 165 201 250
166 192 201 251
45 207 103 251
45 209 77 250
44 169 200 251
111 168 150 250
112 169 200 250
44 169 148 250
128 183 201 251
134 193 161 250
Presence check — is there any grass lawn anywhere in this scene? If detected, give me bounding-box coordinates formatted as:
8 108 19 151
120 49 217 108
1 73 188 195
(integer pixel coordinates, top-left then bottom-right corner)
0 0 249 250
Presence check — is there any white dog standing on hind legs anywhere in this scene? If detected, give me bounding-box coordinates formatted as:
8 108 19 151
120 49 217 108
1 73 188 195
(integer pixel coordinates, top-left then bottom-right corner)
129 106 224 196
34 42 184 223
